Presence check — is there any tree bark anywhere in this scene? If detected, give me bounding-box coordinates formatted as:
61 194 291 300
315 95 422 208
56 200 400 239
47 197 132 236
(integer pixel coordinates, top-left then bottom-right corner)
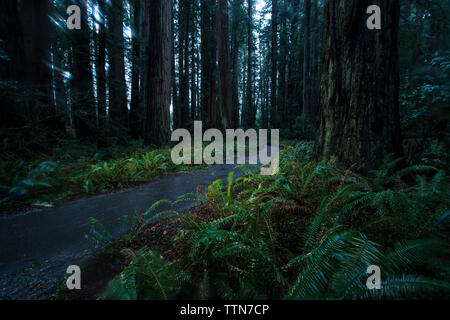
302 0 311 117
244 0 255 129
310 0 320 122
178 0 191 128
145 0 172 146
171 2 178 128
71 0 95 138
200 0 217 129
130 0 142 139
107 0 128 131
96 0 107 146
314 0 403 172
230 0 242 128
270 0 278 128
0 0 25 127
20 0 53 121
217 0 233 129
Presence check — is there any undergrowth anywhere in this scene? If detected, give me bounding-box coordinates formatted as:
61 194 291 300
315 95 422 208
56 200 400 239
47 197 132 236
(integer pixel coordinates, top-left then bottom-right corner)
90 141 449 300
0 140 204 211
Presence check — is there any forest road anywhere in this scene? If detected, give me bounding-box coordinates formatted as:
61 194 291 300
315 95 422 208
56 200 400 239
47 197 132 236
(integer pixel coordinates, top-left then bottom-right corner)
0 146 277 299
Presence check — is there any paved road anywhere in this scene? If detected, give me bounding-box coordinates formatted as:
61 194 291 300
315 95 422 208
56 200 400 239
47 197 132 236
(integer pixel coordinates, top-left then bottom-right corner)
0 164 245 273
0 146 277 298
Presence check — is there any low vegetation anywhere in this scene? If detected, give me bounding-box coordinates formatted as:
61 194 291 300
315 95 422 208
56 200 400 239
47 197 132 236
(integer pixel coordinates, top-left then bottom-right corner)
85 142 449 300
0 140 203 212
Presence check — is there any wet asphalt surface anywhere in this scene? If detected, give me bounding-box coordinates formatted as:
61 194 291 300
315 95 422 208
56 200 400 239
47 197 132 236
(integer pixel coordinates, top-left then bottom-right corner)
0 147 276 299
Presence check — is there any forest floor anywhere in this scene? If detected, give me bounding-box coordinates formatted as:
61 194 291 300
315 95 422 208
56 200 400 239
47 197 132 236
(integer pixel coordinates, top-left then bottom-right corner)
0 147 272 300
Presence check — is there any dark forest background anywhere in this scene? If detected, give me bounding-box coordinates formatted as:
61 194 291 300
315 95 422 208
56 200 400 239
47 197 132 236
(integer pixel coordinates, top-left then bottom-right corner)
0 0 449 300
1 0 447 163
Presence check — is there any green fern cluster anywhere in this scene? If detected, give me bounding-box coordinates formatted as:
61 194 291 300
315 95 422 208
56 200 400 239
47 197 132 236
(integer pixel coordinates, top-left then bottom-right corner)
97 142 449 300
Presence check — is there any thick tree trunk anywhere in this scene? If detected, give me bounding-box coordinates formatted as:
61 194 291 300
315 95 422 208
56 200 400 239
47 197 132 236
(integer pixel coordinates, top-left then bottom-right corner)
0 0 25 127
190 40 198 122
302 0 311 117
310 0 320 122
244 0 255 129
130 0 142 139
20 0 53 121
171 4 179 129
279 18 288 123
270 0 278 128
314 0 403 172
145 0 172 146
108 0 128 131
178 0 191 128
97 0 107 146
200 0 217 129
217 0 233 129
230 1 241 128
139 0 150 136
71 0 95 138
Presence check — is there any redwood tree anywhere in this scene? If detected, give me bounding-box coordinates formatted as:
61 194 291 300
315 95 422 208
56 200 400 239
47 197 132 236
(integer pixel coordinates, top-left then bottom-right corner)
71 0 95 138
145 0 172 146
200 0 217 129
217 0 233 129
314 0 403 172
0 0 24 127
302 0 311 117
21 0 53 120
270 0 278 128
107 0 128 131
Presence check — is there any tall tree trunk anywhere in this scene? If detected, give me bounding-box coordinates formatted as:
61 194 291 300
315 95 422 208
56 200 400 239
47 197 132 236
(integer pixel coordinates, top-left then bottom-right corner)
145 0 172 146
190 39 198 122
217 0 233 129
279 17 288 123
302 0 311 117
20 0 53 122
97 0 107 146
230 0 241 128
171 3 179 129
310 0 320 123
178 0 191 128
139 0 150 136
200 0 217 129
71 0 95 138
245 0 254 129
0 0 25 127
314 0 403 172
270 0 278 128
108 0 128 131
130 0 142 139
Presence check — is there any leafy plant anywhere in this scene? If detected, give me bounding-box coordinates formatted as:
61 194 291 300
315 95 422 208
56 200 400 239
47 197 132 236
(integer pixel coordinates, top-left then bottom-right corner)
0 161 57 203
